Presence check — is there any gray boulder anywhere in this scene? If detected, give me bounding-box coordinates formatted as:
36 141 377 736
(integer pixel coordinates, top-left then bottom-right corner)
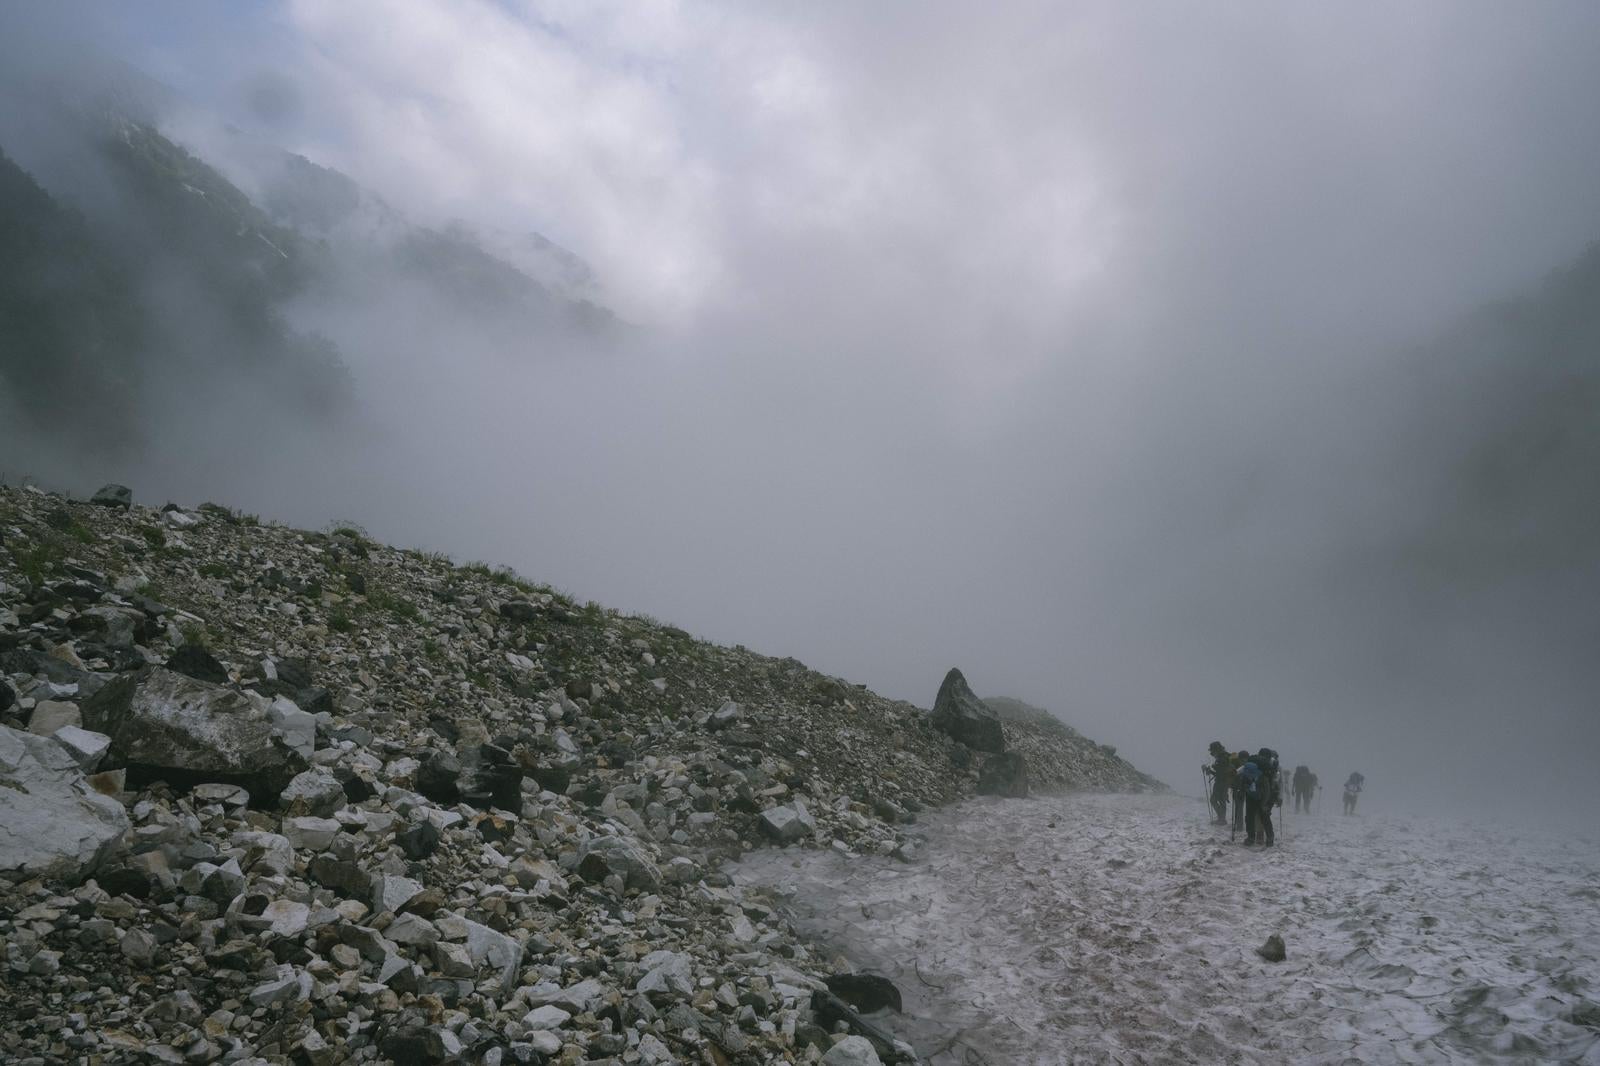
576 833 662 891
759 803 817 845
822 1036 884 1066
976 750 1030 798
0 724 129 880
80 667 309 796
930 668 1005 754
280 767 346 816
52 726 112 771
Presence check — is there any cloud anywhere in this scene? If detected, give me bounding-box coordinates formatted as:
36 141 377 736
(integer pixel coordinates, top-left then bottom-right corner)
6 1 1600 828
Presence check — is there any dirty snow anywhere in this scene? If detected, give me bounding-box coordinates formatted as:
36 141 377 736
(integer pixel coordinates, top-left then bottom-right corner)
734 793 1600 1064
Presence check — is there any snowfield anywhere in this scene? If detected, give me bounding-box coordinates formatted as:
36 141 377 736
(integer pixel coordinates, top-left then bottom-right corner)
734 793 1600 1064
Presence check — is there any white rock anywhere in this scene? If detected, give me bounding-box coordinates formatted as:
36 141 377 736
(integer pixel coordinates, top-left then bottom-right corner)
51 726 111 771
0 724 128 879
262 900 310 937
635 950 694 996
462 919 522 993
267 697 316 760
248 965 312 1007
525 1031 562 1055
823 1036 883 1066
283 816 342 851
372 874 424 914
522 1004 571 1030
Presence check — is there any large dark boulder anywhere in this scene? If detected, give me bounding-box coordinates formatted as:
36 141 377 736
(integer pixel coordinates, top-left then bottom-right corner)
80 667 309 797
165 644 228 685
930 668 1005 754
824 972 903 1014
976 750 1030 798
90 483 133 509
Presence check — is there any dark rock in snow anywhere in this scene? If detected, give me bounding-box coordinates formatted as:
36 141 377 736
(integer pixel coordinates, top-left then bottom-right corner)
1257 934 1287 962
811 989 905 1061
930 668 1005 754
976 750 1029 798
825 972 903 1013
90 483 133 509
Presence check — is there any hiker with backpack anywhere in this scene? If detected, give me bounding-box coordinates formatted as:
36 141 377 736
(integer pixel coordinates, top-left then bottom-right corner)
1343 772 1364 815
1291 765 1318 813
1237 748 1280 846
1204 741 1233 825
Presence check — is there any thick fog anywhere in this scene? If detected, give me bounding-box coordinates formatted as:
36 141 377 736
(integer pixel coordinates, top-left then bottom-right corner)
5 2 1600 831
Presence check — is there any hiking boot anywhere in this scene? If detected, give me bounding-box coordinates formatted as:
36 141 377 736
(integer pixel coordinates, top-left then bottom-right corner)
1263 839 1275 848
1243 837 1256 845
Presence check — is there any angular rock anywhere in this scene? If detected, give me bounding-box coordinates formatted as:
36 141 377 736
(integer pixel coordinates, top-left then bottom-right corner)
52 725 112 771
283 816 342 851
976 750 1029 798
759 803 816 845
636 950 694 997
280 767 346 817
1257 934 1286 962
80 667 308 796
372 874 425 915
930 668 1005 754
261 899 310 937
0 724 129 879
164 645 228 685
576 833 663 891
522 1004 571 1030
461 918 522 993
249 965 312 1007
396 819 442 860
266 696 316 761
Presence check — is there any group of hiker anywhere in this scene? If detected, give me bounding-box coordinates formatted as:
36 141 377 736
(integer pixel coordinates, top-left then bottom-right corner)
1203 742 1368 846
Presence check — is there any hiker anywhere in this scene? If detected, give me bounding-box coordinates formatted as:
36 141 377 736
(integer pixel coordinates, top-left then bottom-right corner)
1204 742 1233 825
1238 748 1278 846
1230 749 1249 834
1291 765 1317 813
1343 772 1364 815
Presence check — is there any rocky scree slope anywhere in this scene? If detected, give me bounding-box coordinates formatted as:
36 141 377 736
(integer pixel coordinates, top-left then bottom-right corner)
0 483 1159 1066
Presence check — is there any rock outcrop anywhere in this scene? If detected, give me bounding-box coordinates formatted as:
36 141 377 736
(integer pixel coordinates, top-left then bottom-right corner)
930 668 1006 753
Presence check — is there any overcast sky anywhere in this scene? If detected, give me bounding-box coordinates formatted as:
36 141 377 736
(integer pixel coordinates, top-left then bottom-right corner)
7 2 1600 829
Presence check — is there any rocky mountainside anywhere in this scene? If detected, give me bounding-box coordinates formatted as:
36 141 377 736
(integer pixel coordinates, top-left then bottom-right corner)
983 696 1165 794
0 483 1160 1066
0 79 616 462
